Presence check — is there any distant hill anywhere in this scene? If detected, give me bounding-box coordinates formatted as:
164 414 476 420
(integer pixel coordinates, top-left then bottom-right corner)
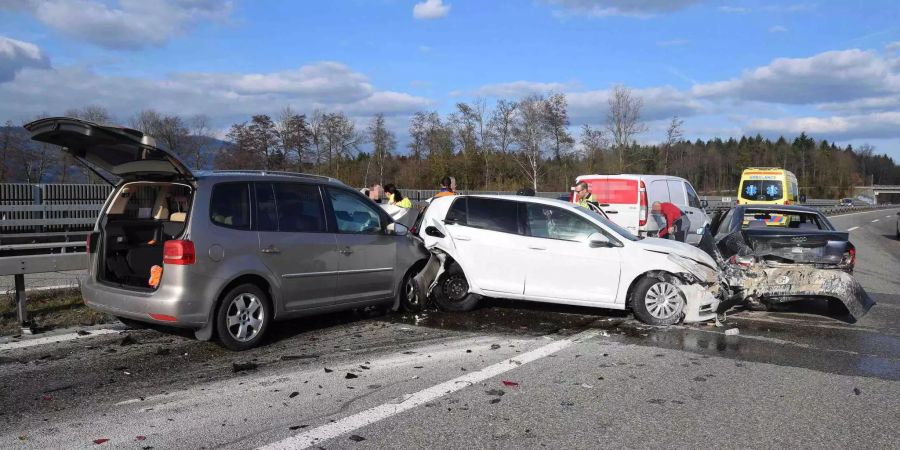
1 126 230 183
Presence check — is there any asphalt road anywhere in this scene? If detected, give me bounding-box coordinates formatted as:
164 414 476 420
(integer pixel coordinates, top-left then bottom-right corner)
1 208 898 449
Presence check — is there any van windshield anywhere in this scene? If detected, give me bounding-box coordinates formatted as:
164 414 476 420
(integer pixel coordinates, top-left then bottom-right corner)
740 180 784 201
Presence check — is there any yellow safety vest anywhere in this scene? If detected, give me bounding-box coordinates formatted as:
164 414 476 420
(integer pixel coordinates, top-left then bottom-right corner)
577 193 594 208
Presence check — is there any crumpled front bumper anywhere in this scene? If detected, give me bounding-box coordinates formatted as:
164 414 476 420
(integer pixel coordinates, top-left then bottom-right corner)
727 265 875 320
679 282 721 323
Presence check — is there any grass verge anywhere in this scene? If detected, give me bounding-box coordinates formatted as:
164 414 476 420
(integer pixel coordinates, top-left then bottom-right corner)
0 288 114 336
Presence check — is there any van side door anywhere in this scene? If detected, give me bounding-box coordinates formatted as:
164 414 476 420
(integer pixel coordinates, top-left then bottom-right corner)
255 182 339 312
682 182 709 245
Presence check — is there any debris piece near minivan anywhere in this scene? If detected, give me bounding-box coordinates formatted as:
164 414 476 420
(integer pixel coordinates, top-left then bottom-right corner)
232 361 258 372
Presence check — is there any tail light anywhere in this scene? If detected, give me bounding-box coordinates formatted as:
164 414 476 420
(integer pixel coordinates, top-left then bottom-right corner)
841 244 856 268
86 231 99 253
163 240 196 265
638 180 648 227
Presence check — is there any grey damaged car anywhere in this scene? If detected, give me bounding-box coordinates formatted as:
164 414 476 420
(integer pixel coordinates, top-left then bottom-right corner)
25 117 428 350
708 205 874 321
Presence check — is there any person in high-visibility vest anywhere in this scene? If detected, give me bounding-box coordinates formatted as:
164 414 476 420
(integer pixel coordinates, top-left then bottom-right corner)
384 184 412 208
573 181 594 208
433 176 456 199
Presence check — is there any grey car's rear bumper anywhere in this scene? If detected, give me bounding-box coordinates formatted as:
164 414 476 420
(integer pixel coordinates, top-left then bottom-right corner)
79 272 212 328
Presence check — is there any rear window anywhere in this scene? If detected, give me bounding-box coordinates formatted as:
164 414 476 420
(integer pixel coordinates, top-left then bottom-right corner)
741 180 784 201
109 183 191 220
587 179 637 204
742 210 829 230
210 183 251 230
455 197 520 234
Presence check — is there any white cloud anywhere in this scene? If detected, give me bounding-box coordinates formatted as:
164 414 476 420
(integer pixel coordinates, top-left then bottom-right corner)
886 41 900 52
413 0 450 20
0 35 50 82
769 25 788 33
657 39 690 47
0 0 234 50
0 61 432 127
746 112 900 140
718 5 749 13
566 86 705 122
692 49 900 104
469 81 575 98
543 0 701 18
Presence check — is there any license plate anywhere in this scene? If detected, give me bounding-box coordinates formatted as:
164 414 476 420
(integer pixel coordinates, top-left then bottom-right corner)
791 247 803 254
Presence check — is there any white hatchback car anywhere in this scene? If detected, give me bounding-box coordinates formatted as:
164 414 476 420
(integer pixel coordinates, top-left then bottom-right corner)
414 195 722 325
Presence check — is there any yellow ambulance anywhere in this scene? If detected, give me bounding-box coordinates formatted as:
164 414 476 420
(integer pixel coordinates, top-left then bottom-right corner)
737 168 799 205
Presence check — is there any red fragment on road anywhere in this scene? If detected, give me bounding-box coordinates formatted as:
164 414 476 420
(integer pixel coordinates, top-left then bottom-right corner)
502 380 520 387
93 438 109 445
135 436 146 441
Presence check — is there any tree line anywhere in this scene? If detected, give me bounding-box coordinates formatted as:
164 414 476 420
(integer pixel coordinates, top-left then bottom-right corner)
1 86 899 198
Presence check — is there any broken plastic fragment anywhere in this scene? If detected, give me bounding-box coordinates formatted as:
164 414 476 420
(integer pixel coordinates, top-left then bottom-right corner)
93 438 109 445
724 328 739 336
345 373 358 379
501 380 519 387
349 435 366 442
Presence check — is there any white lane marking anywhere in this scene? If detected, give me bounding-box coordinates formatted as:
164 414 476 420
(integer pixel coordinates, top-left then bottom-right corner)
258 329 599 450
847 226 859 231
888 215 894 218
872 219 879 223
0 328 120 351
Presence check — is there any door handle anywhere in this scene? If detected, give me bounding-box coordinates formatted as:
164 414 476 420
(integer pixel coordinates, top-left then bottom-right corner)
339 247 354 255
605 210 618 214
261 245 280 254
528 246 546 251
455 235 471 241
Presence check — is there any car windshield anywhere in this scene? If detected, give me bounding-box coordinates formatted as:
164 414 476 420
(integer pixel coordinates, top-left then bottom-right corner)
581 208 639 241
741 180 784 201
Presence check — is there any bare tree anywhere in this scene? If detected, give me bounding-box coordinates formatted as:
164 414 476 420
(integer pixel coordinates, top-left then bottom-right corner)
321 112 362 176
605 85 647 171
579 124 608 173
543 93 573 161
663 115 683 173
277 107 311 172
185 114 213 169
367 113 396 186
513 95 549 190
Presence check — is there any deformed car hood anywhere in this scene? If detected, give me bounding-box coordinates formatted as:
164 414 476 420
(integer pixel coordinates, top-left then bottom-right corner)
635 237 718 269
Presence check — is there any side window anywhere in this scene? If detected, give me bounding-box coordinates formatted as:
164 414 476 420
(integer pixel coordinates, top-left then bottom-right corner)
445 197 467 225
275 183 326 232
685 182 702 209
466 198 519 234
210 182 251 230
255 183 277 232
526 204 598 242
667 180 687 206
327 188 382 233
648 180 670 204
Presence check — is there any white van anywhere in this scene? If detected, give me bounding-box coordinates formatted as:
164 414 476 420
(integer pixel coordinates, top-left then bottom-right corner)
572 174 709 244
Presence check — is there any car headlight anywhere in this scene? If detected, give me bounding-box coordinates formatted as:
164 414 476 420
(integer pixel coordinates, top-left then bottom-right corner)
667 253 718 283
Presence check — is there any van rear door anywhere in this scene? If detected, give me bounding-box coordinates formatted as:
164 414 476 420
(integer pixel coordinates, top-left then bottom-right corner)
584 177 640 235
24 117 193 182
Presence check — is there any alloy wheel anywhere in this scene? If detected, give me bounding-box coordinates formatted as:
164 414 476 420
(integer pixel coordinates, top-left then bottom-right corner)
643 281 684 319
225 293 264 342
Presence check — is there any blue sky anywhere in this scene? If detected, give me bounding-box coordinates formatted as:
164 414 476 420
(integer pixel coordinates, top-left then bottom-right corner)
1 0 899 158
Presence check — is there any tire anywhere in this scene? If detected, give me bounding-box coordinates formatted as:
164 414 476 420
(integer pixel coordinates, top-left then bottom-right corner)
399 261 427 313
631 276 685 326
116 316 147 329
214 283 272 351
432 263 480 312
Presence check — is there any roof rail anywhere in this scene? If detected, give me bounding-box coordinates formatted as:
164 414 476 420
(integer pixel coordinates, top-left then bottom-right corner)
211 170 338 182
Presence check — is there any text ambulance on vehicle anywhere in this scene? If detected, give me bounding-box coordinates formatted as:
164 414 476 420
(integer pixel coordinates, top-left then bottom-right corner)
737 168 799 205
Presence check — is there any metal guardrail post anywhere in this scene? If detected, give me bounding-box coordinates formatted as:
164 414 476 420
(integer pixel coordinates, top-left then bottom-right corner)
14 273 33 335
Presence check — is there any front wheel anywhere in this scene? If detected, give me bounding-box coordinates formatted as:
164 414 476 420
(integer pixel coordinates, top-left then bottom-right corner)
632 276 685 326
433 263 480 312
215 283 271 351
399 262 427 312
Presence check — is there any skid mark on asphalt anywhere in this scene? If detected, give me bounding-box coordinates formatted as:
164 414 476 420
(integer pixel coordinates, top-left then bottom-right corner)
257 329 599 450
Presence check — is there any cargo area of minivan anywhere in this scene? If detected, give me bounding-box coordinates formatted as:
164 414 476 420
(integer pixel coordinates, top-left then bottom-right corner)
99 182 193 289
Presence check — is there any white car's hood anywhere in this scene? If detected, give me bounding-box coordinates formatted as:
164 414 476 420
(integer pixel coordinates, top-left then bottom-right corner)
634 237 717 269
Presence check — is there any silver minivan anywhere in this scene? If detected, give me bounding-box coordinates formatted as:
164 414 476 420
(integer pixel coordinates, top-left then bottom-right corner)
25 117 427 350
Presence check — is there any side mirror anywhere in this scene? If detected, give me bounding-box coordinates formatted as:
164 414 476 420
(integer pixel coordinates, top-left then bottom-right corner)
387 223 408 236
588 232 615 248
701 200 709 208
